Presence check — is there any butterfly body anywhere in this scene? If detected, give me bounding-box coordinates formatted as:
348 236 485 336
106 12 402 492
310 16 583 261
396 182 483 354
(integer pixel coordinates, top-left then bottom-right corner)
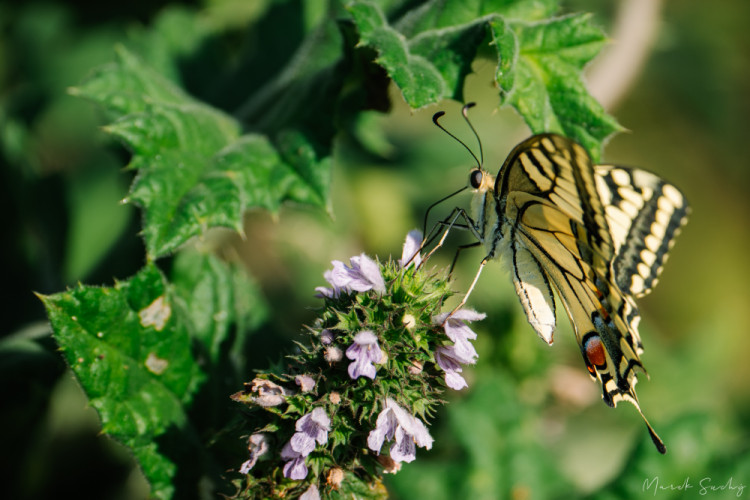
459 133 688 453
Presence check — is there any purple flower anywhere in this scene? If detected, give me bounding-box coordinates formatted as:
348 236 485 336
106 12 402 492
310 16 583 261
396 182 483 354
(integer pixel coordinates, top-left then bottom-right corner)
239 433 268 474
433 309 485 363
281 442 307 480
398 230 423 268
432 309 485 390
280 408 329 481
320 329 335 345
367 398 433 463
300 484 321 500
295 374 316 393
316 254 385 298
435 346 469 390
346 330 382 380
290 407 331 456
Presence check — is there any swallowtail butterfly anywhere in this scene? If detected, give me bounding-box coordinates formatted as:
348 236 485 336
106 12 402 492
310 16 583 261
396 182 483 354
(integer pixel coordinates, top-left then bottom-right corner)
429 104 689 453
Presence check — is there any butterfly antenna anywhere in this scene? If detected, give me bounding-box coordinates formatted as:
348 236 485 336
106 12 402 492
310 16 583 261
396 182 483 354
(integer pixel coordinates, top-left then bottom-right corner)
432 109 481 168
461 102 483 166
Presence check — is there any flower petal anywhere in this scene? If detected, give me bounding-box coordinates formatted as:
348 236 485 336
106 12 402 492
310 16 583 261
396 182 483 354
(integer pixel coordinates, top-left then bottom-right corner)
300 484 321 500
444 371 468 390
399 230 423 268
309 407 331 430
320 329 334 345
451 308 486 321
390 431 417 463
367 426 387 454
295 374 316 392
290 432 316 456
353 254 386 293
280 441 302 460
348 355 377 379
239 459 254 474
283 457 308 480
352 330 377 346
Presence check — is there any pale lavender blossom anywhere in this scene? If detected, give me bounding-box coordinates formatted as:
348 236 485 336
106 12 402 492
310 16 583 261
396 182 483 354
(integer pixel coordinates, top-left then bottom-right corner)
367 398 433 463
346 330 382 380
320 329 334 345
398 229 423 268
239 433 268 474
432 309 485 363
281 442 307 480
290 407 331 456
300 484 321 500
435 346 470 390
315 254 385 298
295 374 316 392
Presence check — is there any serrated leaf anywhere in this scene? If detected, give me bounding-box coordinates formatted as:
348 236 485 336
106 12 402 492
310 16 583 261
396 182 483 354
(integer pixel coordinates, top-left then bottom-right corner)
39 265 205 500
73 46 329 259
347 1 620 158
347 0 547 106
506 13 622 160
170 250 267 364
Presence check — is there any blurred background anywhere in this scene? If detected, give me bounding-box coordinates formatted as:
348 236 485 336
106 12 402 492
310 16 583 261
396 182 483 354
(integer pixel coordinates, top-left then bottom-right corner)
1 0 748 499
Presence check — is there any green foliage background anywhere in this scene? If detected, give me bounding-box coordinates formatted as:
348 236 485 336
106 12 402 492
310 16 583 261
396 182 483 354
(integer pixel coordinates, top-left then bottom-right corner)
2 0 749 499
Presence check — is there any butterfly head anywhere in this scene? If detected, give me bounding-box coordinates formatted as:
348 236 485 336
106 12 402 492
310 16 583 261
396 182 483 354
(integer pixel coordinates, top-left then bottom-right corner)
468 167 494 193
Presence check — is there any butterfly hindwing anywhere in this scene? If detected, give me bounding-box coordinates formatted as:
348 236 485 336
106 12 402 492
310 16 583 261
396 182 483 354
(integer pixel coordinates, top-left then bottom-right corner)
509 236 556 345
594 165 690 298
506 192 644 401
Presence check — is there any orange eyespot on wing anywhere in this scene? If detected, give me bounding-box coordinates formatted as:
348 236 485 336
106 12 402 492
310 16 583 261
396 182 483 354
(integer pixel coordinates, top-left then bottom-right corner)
584 334 606 369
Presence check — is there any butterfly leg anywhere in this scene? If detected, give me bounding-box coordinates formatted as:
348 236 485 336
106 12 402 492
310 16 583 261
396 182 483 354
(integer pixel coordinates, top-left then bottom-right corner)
442 255 490 323
419 207 479 266
449 241 482 274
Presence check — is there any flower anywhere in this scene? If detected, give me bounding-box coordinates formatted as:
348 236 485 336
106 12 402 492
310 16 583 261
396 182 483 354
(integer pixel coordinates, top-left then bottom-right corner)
281 408 330 480
326 467 345 489
315 254 385 298
300 484 321 500
432 309 484 390
290 407 331 456
328 391 341 405
239 433 268 474
320 329 335 345
367 398 433 463
346 330 382 380
398 229 423 268
435 346 470 390
433 309 485 363
248 378 289 407
324 346 343 363
295 374 316 393
281 442 307 480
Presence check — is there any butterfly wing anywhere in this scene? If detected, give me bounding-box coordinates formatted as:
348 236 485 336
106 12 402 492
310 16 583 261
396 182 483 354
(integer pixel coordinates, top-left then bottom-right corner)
496 134 684 453
595 165 690 298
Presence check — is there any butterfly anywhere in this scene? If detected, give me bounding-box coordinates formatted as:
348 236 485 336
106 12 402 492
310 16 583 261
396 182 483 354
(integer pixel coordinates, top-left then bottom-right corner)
426 104 689 453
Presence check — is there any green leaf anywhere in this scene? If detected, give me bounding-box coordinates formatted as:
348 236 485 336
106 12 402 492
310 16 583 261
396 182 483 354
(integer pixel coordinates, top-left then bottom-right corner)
170 250 267 365
506 13 622 160
347 1 620 159
72 46 329 259
39 265 205 500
